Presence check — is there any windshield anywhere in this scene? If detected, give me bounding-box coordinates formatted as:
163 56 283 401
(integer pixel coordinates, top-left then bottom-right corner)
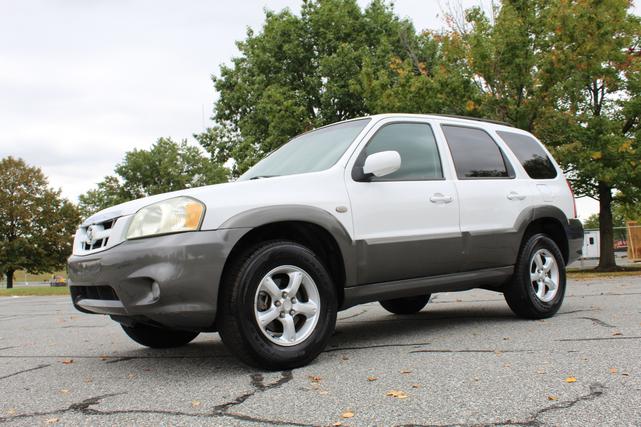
239 118 371 180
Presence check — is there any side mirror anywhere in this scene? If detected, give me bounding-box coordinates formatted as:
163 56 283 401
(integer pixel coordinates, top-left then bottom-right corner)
362 151 401 178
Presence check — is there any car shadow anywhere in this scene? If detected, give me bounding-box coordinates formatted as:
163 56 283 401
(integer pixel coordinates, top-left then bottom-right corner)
328 305 519 350
89 304 529 374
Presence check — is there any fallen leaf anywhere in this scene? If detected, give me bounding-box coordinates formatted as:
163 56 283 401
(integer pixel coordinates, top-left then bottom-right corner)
128 373 136 379
367 376 378 382
386 390 408 399
612 332 623 336
333 422 343 426
341 411 354 418
191 400 202 408
547 395 558 401
400 369 412 374
59 389 70 394
565 377 577 383
61 359 73 365
609 368 618 374
45 418 59 425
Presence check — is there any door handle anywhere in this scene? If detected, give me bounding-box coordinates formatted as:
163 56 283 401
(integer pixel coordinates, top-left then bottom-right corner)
507 191 526 201
430 193 453 204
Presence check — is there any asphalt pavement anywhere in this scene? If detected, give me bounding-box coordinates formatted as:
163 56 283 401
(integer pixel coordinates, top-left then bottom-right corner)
1 277 640 426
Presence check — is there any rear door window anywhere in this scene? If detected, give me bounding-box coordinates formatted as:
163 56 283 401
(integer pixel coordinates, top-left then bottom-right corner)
441 125 513 179
496 131 558 179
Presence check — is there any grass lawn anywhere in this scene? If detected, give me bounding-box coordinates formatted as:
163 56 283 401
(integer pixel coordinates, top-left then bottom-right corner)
567 266 641 279
0 286 70 297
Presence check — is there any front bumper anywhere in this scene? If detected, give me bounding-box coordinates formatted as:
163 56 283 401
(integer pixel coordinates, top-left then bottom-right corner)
68 228 249 330
566 218 584 264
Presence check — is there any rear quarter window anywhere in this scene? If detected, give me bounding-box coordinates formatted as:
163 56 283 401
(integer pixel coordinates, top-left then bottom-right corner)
496 131 558 179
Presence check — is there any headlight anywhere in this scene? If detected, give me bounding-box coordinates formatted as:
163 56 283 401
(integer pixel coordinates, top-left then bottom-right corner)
126 196 205 239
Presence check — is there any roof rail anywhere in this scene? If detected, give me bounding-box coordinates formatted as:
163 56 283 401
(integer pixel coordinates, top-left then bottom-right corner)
430 114 514 127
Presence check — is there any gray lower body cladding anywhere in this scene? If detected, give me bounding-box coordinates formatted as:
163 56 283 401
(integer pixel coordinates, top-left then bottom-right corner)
67 228 249 330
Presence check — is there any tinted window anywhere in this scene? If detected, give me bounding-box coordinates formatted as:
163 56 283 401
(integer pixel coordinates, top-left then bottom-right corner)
240 119 370 180
497 131 557 179
354 123 443 181
442 125 510 179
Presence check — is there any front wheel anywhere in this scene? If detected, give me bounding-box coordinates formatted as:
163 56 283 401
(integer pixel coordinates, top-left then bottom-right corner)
504 233 566 319
218 241 337 370
121 324 199 348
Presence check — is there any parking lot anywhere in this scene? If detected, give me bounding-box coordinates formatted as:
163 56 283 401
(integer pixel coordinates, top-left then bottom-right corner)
1 277 640 426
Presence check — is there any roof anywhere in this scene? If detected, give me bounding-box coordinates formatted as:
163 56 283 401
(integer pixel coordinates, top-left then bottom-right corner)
368 113 514 128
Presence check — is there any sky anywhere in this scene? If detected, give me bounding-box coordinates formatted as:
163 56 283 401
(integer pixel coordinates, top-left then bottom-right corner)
2 0 638 220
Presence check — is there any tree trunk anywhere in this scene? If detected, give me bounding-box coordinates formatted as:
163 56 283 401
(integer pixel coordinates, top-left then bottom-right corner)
597 181 617 271
6 270 14 289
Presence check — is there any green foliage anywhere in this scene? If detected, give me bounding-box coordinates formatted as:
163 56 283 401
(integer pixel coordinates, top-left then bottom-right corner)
79 138 227 216
462 0 641 269
198 0 641 269
0 157 81 288
197 0 479 176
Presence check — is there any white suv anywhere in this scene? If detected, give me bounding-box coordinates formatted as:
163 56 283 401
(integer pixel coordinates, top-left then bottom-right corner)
68 114 583 369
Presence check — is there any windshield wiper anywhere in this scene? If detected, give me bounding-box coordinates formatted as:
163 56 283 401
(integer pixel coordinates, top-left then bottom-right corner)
249 175 280 180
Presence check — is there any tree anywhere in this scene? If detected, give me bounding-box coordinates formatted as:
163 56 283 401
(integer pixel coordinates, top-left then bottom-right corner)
197 0 480 177
0 157 81 288
462 0 641 270
79 137 228 215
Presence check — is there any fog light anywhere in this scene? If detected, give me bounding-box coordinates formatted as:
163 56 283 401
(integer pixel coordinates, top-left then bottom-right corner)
151 281 160 300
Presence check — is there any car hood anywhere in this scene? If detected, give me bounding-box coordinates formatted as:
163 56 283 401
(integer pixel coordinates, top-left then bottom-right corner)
81 170 344 228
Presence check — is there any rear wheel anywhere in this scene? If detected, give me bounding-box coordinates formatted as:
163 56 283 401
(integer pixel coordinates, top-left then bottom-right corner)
380 294 431 315
218 240 337 370
504 233 566 319
121 324 199 348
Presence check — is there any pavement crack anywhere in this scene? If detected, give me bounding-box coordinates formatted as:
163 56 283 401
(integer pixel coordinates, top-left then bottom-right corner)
398 383 605 427
557 336 641 342
214 371 293 413
104 357 136 364
324 342 431 353
0 382 309 426
557 308 599 315
0 363 50 381
338 309 368 321
521 382 605 425
409 349 533 354
578 316 616 328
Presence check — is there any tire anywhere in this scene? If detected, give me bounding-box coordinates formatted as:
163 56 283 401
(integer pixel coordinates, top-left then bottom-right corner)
218 240 337 370
504 233 566 319
121 324 199 348
380 294 431 315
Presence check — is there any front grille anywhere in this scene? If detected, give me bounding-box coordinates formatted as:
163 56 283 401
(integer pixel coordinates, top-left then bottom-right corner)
78 218 117 253
70 285 119 302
